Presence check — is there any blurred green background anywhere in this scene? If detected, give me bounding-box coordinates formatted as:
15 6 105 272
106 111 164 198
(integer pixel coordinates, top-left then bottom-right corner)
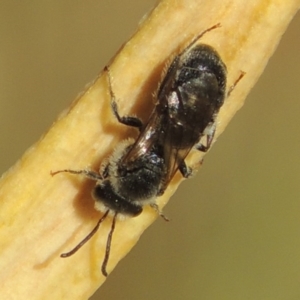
1 2 299 300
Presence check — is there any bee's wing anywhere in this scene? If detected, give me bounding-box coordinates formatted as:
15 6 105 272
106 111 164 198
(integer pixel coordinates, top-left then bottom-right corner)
162 124 195 191
121 109 163 163
123 52 182 165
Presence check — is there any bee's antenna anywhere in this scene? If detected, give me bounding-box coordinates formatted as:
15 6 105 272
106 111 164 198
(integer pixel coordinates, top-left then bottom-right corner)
101 212 118 277
60 210 110 258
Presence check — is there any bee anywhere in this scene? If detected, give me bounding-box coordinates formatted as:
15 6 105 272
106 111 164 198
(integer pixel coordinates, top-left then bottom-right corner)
52 24 243 276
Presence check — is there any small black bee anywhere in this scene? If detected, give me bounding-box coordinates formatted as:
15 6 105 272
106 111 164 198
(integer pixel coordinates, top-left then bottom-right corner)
52 24 243 276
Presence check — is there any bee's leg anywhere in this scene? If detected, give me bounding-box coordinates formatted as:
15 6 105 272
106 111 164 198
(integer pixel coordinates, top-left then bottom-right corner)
150 203 169 222
104 66 144 131
181 123 215 175
195 122 216 152
50 169 102 181
227 71 245 97
111 100 143 130
178 161 192 178
182 23 221 56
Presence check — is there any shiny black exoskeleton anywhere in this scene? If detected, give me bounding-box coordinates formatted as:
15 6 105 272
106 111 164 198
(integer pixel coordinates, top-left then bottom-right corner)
52 24 238 277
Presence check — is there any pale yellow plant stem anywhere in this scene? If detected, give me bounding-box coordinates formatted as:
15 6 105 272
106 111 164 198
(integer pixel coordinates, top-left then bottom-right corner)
0 0 299 299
